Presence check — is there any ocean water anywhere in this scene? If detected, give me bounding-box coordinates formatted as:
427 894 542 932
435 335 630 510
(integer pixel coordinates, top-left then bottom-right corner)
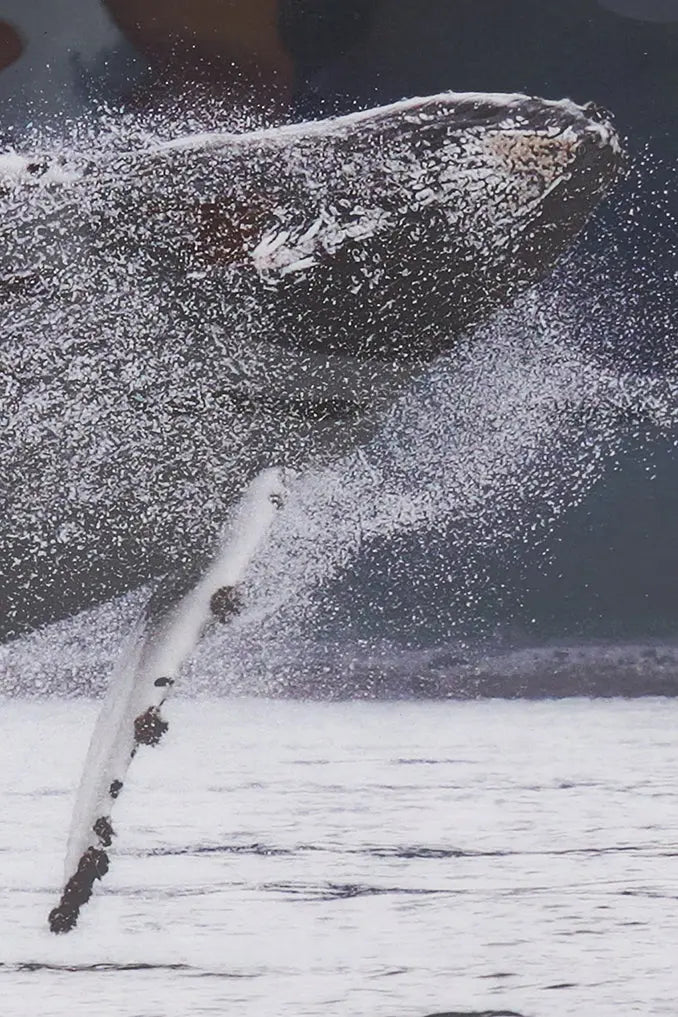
1 696 676 1017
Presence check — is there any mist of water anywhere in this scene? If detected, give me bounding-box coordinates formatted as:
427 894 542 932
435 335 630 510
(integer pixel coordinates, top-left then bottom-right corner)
1 112 676 699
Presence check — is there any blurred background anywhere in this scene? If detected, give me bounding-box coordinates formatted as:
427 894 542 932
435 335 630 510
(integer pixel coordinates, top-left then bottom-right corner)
1 0 677 658
2 1 678 141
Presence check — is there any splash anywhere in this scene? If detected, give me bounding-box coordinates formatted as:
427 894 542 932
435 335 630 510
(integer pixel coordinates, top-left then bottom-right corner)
0 99 673 701
3 274 676 698
203 286 677 689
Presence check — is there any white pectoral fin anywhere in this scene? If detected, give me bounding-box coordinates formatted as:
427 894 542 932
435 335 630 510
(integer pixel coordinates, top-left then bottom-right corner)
49 467 286 933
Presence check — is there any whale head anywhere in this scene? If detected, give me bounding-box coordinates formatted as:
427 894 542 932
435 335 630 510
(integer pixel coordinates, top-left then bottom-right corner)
183 90 622 363
1 89 623 369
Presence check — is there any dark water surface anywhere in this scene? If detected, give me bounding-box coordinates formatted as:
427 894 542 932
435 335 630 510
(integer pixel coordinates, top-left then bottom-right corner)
1 697 676 1017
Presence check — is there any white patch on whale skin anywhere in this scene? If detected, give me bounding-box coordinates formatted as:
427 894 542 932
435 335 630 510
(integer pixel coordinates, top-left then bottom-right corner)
251 207 391 281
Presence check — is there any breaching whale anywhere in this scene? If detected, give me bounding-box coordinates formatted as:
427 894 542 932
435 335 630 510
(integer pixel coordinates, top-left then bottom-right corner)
0 90 624 930
2 90 622 640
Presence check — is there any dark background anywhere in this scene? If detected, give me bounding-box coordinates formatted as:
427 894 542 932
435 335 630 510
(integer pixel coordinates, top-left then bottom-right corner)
1 0 677 648
2 1 678 145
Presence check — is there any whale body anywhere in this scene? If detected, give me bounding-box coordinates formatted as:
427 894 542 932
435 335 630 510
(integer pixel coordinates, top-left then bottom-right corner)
0 91 623 639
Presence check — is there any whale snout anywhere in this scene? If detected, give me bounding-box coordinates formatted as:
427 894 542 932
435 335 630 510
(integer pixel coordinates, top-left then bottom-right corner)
374 91 624 242
419 91 624 279
563 99 625 179
442 91 623 182
231 89 626 363
274 89 625 363
505 97 624 273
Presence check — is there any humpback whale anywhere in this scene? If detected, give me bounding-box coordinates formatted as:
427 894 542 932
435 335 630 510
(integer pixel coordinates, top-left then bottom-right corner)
0 90 623 930
2 90 622 640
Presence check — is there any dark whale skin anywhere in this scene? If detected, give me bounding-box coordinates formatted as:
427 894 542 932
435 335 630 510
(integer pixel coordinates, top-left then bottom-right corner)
0 91 624 639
